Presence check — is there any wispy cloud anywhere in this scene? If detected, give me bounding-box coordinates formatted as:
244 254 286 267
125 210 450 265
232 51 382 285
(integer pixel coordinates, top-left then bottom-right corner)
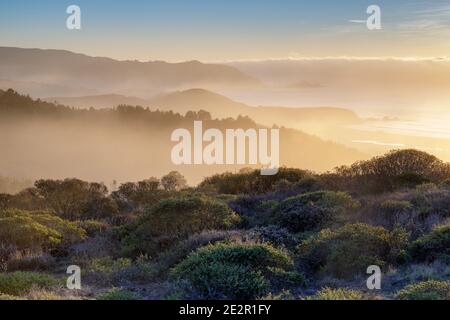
222 56 450 63
394 3 450 36
413 4 450 18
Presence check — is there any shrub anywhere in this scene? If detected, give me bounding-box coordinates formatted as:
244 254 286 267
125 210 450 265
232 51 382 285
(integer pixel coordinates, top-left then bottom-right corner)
0 209 86 251
161 171 187 191
331 149 450 194
182 262 269 300
199 168 309 195
120 195 240 256
172 242 294 299
273 191 359 232
380 200 413 215
268 268 308 288
307 287 364 300
416 183 438 192
6 251 56 272
0 294 22 300
34 179 118 220
111 178 171 212
409 224 450 263
97 288 142 300
86 257 132 285
77 219 108 236
115 258 158 283
262 290 295 300
0 271 59 296
440 179 450 189
229 195 277 227
390 261 450 284
297 223 409 279
363 188 450 237
379 200 413 227
26 287 62 300
395 280 450 300
250 225 298 249
156 230 246 273
293 176 325 193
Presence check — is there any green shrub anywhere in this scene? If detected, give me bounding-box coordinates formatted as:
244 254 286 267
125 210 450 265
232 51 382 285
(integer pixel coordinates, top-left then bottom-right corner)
273 192 359 233
199 168 308 194
174 242 292 273
26 287 62 300
172 242 294 299
331 149 449 193
392 261 450 284
0 209 86 251
185 262 269 300
6 252 56 272
395 280 450 300
416 183 438 192
294 176 325 193
0 294 22 300
34 178 118 220
77 219 108 236
97 288 142 300
380 200 413 215
298 223 409 279
250 225 298 249
86 257 132 285
156 230 246 273
440 179 450 189
268 268 308 288
307 287 364 300
262 290 295 300
116 255 158 283
410 187 450 219
409 224 450 263
0 271 59 296
86 255 157 285
379 200 413 226
87 257 132 274
121 195 240 256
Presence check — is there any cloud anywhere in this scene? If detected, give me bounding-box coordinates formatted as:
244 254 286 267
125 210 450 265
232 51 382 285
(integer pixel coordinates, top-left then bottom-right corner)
222 56 450 63
393 3 450 36
413 5 450 18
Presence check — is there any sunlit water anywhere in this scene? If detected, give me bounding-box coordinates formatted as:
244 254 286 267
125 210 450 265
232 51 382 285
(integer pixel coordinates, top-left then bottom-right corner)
352 119 450 140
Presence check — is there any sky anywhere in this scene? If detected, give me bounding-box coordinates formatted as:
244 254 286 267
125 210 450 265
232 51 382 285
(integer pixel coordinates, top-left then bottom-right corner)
1 0 450 62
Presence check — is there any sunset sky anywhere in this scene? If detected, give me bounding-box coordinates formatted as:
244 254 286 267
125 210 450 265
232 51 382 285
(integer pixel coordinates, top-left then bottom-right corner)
1 0 450 62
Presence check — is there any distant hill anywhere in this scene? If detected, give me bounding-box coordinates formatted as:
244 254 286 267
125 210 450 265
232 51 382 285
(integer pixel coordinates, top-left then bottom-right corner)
0 79 99 98
0 47 260 98
45 94 150 109
0 89 365 184
149 89 248 116
149 88 361 125
44 88 362 128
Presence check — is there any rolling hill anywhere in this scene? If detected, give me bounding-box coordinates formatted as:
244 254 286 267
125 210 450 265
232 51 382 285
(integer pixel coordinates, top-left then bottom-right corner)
0 47 260 98
44 88 362 129
0 89 365 184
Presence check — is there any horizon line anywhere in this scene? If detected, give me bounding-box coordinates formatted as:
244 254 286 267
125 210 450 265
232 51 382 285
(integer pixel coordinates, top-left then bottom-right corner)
2 46 450 64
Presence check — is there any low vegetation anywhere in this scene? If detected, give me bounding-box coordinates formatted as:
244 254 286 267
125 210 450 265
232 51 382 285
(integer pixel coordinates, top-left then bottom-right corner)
0 149 449 300
395 280 450 300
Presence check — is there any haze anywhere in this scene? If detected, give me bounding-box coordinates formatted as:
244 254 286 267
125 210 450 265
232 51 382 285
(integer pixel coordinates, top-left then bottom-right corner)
1 0 450 186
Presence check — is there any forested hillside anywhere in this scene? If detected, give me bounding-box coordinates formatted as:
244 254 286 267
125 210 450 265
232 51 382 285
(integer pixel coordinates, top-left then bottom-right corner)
0 89 363 184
